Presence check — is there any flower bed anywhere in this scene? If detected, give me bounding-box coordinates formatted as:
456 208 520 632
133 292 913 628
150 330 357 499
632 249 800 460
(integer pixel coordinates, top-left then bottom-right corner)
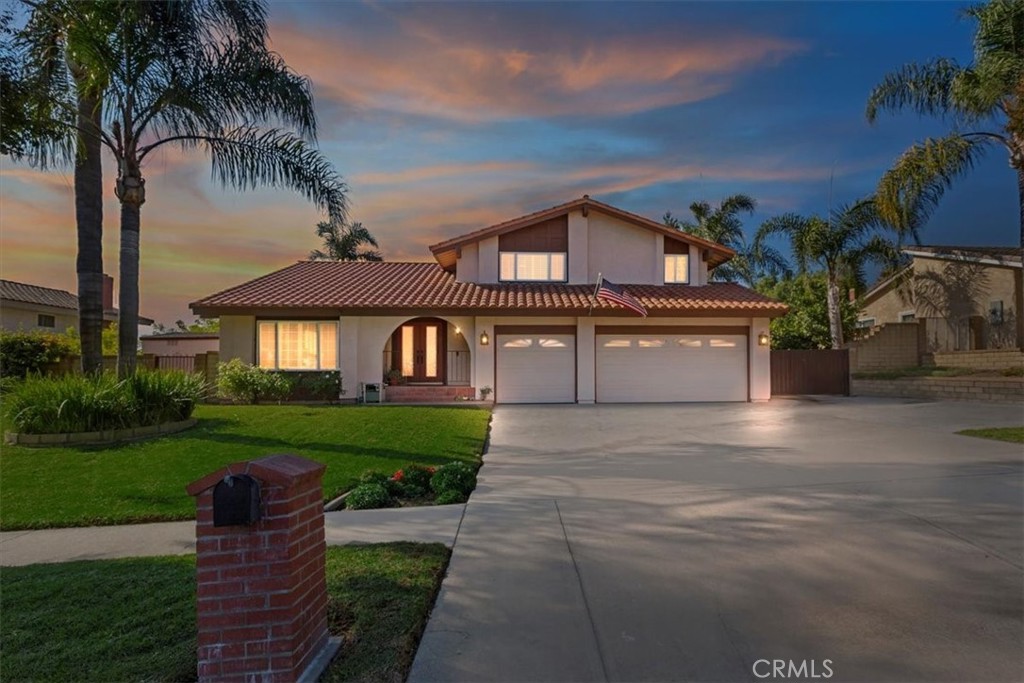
344 462 478 509
5 418 197 447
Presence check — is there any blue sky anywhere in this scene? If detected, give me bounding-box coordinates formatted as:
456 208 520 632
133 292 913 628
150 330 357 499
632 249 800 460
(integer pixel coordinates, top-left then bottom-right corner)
0 1 1016 324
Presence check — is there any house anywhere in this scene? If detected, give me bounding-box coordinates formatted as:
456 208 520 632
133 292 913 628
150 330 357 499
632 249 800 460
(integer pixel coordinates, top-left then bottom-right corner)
191 195 788 403
140 332 219 357
0 275 154 333
858 245 1023 351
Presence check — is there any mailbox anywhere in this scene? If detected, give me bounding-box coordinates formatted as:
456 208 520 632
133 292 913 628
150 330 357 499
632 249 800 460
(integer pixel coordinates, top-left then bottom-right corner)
212 474 262 527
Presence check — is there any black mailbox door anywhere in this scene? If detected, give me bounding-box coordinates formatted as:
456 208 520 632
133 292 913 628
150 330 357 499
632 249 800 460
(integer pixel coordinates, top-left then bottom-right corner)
212 475 262 526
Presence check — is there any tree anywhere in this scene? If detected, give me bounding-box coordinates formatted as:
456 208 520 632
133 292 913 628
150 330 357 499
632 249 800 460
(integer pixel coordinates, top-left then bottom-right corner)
757 273 859 350
756 200 898 348
15 3 114 375
309 221 382 261
866 0 1023 245
20 1 349 376
152 317 220 334
664 194 789 286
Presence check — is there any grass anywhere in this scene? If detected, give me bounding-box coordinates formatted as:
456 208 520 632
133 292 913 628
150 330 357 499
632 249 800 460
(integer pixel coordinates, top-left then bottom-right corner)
956 427 1024 444
0 543 450 683
851 366 978 380
0 404 490 530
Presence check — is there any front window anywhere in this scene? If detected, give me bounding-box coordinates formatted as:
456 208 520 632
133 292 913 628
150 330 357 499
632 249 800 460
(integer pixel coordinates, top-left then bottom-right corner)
37 314 55 328
664 254 689 283
257 321 338 370
500 252 567 282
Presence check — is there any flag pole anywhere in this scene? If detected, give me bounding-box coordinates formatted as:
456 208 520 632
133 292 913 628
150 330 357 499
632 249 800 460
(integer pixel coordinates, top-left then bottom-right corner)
589 272 602 316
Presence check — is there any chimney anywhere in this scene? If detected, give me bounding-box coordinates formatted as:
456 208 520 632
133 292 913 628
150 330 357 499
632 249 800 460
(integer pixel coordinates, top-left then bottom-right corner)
102 274 114 311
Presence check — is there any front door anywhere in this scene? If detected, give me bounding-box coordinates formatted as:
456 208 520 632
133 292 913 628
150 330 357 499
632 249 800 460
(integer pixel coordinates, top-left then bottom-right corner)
394 320 445 383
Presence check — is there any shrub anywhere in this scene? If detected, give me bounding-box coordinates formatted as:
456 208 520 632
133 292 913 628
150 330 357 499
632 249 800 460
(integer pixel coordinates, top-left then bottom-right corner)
430 462 477 498
435 489 468 505
5 370 206 434
1002 366 1023 377
345 483 392 510
0 331 77 378
360 470 402 496
287 371 342 401
394 464 435 491
216 359 292 404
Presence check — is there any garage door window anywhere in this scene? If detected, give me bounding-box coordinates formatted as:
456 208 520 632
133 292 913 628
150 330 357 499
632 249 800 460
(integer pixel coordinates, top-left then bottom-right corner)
538 338 568 348
602 339 632 348
502 338 533 348
677 338 703 348
638 338 665 348
709 338 737 348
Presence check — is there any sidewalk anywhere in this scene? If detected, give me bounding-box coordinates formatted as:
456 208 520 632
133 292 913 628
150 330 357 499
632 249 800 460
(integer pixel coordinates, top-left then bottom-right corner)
0 504 465 567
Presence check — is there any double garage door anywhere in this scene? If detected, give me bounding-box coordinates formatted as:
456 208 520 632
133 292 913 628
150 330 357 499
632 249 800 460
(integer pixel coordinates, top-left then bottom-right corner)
495 327 748 403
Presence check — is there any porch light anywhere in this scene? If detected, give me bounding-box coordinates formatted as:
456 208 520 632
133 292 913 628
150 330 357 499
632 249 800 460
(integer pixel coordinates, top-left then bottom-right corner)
480 331 490 346
454 326 461 335
758 331 770 347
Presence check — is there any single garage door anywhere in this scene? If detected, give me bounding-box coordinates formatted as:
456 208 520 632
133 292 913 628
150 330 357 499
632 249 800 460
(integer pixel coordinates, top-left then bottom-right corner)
496 332 575 403
596 329 747 402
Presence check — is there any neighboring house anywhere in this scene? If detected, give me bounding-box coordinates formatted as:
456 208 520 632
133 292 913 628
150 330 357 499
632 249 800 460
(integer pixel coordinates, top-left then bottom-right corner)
858 245 1022 351
0 275 154 334
140 332 219 357
192 195 788 403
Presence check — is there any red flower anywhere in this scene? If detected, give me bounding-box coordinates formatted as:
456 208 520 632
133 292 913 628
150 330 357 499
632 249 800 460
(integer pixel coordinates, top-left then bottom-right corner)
392 469 404 482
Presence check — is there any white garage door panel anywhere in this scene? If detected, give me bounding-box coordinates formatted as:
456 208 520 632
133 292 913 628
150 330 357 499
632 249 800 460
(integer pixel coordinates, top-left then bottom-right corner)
596 334 747 402
496 334 575 403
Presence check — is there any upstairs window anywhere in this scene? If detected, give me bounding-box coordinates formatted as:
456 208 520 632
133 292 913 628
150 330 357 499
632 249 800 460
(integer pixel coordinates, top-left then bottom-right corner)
500 252 567 282
258 321 338 370
664 254 689 284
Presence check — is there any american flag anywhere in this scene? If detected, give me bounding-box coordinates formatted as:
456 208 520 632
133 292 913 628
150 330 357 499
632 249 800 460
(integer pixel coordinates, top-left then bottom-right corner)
595 276 647 317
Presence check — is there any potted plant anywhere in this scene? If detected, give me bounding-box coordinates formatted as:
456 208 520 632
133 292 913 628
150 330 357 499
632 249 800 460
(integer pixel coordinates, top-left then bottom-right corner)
385 368 405 386
479 386 493 401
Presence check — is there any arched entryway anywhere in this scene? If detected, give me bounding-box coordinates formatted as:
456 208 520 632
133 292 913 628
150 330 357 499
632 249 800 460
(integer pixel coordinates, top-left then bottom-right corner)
382 317 472 389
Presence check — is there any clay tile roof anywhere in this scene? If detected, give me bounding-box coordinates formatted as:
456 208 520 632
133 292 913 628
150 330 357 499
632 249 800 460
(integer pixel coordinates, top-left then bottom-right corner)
191 261 788 317
0 279 79 310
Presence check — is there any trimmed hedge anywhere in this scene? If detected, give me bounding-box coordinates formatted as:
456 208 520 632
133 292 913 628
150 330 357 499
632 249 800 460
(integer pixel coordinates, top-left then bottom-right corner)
5 371 207 434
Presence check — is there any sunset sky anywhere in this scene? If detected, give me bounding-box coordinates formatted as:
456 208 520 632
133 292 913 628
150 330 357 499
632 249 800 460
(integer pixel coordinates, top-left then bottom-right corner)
0 1 1017 326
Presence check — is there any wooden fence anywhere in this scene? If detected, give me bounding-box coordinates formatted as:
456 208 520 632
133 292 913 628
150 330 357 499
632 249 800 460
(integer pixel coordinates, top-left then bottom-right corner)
770 349 850 396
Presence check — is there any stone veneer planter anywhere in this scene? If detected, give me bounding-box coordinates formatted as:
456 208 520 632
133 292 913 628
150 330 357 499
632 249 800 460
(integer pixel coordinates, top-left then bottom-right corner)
4 418 197 447
852 377 1023 404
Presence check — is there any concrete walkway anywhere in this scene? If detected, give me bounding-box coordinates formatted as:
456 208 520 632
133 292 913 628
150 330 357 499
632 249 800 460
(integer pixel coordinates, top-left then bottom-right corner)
410 398 1024 683
0 504 465 567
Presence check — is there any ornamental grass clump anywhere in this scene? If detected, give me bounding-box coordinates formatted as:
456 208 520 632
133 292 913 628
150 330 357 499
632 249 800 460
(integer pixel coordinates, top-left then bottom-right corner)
6 370 206 435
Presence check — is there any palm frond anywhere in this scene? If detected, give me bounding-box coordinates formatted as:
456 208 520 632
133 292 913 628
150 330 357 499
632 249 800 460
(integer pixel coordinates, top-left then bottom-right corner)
865 58 963 123
875 134 991 236
197 126 346 225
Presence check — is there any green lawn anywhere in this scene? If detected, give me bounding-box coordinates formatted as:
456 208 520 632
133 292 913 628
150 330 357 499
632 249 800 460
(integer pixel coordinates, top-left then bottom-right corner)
957 426 1024 444
0 543 450 683
0 404 490 530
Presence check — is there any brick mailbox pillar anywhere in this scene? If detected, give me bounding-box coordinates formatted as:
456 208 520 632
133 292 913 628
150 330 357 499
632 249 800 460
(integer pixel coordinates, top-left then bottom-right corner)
186 454 340 683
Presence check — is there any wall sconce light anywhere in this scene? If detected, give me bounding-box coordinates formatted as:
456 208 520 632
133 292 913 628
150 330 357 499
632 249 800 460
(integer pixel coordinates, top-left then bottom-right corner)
454 326 461 335
480 331 490 346
757 331 770 347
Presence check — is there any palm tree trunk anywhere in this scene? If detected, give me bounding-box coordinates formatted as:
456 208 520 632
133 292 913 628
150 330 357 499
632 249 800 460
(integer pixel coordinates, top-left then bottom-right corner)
116 165 145 377
826 270 844 349
1016 166 1024 351
74 91 104 375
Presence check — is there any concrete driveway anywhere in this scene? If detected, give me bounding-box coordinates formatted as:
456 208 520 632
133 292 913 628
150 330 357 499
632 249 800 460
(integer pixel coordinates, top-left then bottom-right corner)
410 398 1024 683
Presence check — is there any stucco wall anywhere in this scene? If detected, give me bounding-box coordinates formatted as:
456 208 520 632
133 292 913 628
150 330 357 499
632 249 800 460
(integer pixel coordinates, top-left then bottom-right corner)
586 213 660 285
219 315 255 364
0 302 77 333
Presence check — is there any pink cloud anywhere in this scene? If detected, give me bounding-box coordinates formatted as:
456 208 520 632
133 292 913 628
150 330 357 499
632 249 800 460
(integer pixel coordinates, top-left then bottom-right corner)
269 17 805 122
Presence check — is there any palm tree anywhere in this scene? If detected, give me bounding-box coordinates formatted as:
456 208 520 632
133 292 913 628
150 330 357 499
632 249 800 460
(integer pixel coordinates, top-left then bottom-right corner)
756 200 898 348
21 1 349 376
866 0 1023 246
16 4 115 374
664 194 789 286
310 221 382 261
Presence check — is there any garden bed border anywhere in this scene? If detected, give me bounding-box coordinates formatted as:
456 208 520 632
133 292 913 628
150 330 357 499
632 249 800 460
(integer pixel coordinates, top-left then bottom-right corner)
4 418 197 447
